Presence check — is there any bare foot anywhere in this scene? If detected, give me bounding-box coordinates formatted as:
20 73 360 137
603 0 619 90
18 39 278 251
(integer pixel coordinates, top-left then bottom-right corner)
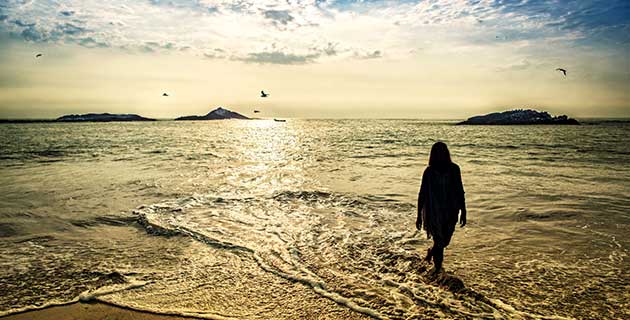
430 266 442 276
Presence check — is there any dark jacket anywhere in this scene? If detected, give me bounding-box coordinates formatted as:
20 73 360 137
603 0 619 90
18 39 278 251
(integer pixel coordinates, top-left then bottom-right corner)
417 162 465 247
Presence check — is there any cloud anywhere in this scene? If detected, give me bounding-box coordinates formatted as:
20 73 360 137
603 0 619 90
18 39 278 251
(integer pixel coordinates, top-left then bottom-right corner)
263 9 294 27
20 27 43 41
142 41 165 53
238 50 320 65
12 19 35 28
357 50 382 59
55 23 86 36
78 37 107 48
322 42 338 56
0 0 626 64
203 48 227 59
495 59 532 72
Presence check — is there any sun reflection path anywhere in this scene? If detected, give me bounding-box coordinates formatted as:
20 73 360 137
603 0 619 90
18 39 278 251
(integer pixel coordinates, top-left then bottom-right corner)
224 120 312 197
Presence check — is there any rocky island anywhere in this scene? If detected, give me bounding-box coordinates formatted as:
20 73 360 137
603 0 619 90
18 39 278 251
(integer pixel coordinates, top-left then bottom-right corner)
175 107 249 120
1 113 155 123
457 109 579 125
56 113 155 122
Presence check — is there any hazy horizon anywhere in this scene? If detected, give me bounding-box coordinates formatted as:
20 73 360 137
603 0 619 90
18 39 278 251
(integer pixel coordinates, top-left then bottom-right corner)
2 109 630 121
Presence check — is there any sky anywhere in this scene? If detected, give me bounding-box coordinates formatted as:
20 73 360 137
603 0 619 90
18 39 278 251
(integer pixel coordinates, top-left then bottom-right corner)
0 0 628 119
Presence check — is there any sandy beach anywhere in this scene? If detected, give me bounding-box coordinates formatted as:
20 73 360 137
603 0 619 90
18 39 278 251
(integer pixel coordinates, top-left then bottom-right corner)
1 302 204 320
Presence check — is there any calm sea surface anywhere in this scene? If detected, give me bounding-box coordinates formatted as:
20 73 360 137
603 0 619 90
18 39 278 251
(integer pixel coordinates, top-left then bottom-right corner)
0 120 628 319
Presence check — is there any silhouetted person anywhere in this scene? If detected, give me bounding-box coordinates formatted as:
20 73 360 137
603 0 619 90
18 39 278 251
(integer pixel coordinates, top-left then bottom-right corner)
416 142 467 274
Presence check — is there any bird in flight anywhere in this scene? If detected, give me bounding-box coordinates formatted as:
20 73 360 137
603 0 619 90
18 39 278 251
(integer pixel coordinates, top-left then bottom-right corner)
35 53 43 58
254 110 260 113
556 68 567 76
162 93 169 97
260 90 269 98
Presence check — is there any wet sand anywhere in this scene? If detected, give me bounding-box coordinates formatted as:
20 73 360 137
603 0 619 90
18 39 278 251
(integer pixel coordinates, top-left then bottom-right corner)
0 302 202 320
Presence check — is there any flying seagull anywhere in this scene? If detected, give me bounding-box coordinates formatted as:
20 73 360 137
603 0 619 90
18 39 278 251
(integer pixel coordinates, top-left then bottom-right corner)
260 90 269 98
35 53 43 58
162 93 169 97
555 68 567 76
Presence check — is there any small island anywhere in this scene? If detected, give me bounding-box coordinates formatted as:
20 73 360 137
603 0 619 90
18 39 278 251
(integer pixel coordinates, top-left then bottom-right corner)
0 113 155 123
175 107 249 121
56 113 155 122
457 109 579 125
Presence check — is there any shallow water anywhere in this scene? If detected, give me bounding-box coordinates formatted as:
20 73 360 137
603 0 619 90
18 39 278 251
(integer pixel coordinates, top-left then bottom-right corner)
0 120 628 319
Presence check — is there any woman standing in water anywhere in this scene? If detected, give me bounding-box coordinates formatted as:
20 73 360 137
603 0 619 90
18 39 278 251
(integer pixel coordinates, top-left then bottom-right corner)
417 142 467 273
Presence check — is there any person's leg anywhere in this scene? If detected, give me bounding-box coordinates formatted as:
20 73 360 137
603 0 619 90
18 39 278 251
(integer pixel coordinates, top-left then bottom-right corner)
424 247 433 262
433 218 455 273
432 244 444 273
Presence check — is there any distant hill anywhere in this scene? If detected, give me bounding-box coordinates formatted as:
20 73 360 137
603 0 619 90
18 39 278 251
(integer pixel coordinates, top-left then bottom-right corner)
0 113 156 124
457 109 579 125
175 107 249 121
56 113 155 122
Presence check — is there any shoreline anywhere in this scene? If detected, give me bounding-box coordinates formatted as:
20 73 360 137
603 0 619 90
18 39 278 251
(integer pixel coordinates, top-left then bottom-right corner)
0 302 205 320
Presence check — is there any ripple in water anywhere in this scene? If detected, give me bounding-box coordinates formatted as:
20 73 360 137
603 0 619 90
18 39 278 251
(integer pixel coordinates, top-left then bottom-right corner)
0 120 628 319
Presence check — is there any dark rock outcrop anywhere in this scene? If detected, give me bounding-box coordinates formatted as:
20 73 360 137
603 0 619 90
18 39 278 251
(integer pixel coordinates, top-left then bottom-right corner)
457 109 579 125
56 113 155 122
175 107 249 121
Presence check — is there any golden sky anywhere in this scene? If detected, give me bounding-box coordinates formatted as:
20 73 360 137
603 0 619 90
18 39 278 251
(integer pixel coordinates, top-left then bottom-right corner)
0 0 628 119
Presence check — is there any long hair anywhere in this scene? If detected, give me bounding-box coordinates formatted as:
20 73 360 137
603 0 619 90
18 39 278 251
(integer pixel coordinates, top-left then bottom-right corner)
429 142 451 167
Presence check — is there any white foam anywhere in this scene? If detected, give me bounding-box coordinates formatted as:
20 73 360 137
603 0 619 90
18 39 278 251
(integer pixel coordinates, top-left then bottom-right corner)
0 278 151 318
251 252 386 320
131 194 590 319
488 298 575 320
79 280 150 302
81 277 240 319
139 203 386 318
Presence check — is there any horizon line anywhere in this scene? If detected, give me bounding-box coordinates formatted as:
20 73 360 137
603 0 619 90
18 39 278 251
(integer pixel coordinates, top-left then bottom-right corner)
2 116 630 121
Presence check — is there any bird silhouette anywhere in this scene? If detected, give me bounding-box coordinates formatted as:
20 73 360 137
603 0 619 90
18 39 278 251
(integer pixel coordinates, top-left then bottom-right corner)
35 53 43 58
260 90 269 98
162 93 169 97
555 68 567 76
254 110 260 113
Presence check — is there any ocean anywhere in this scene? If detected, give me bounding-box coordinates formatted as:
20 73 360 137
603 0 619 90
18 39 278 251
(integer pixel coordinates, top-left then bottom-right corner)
0 119 628 319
